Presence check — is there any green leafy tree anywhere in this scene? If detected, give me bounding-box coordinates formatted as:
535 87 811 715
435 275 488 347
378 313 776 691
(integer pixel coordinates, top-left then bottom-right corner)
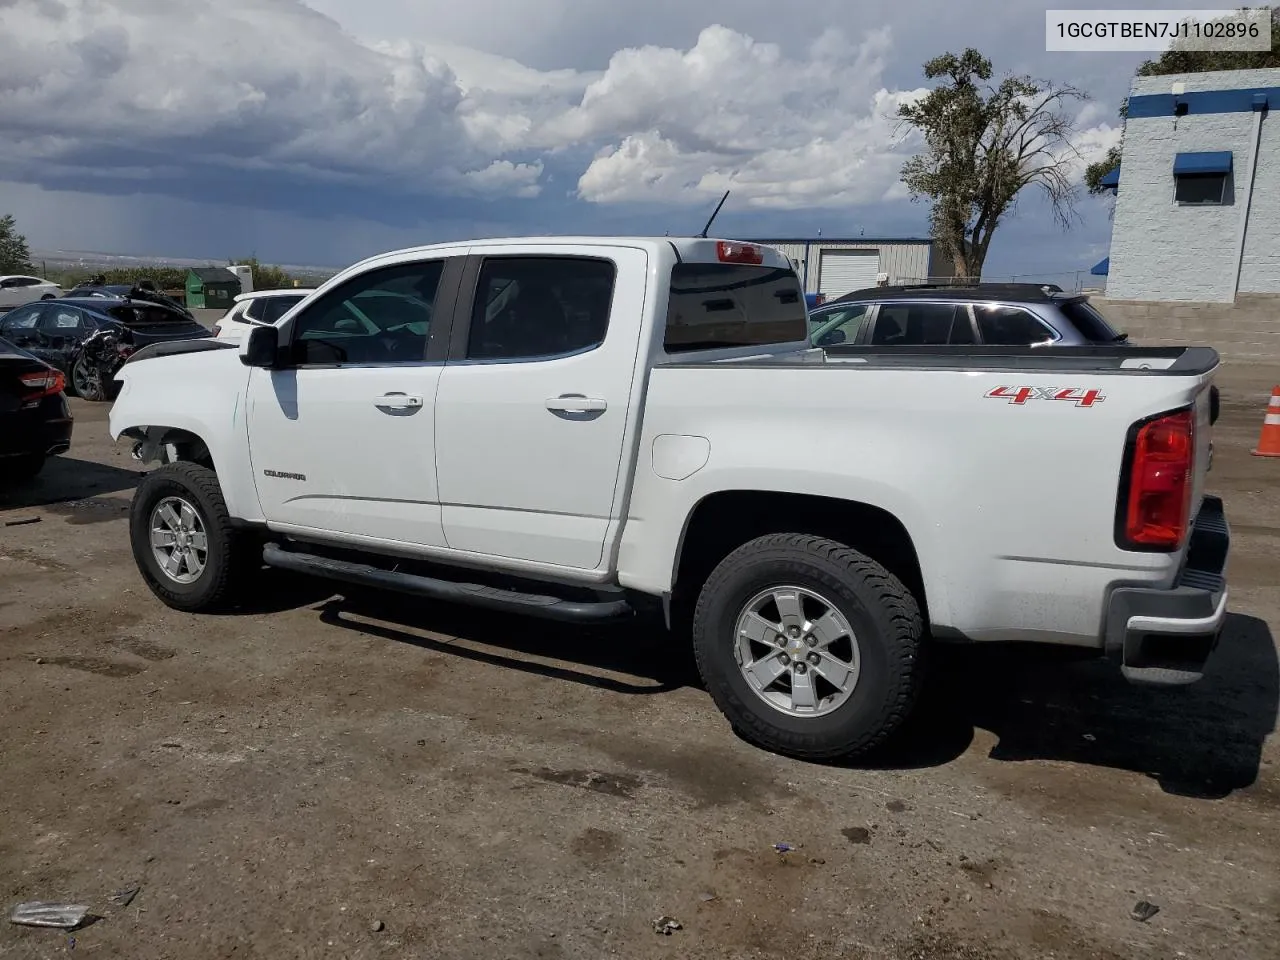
0 214 33 274
1084 8 1280 196
898 48 1086 278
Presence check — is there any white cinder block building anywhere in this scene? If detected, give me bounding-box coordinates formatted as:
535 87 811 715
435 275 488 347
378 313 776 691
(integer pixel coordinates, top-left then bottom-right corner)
749 237 952 299
1103 67 1280 302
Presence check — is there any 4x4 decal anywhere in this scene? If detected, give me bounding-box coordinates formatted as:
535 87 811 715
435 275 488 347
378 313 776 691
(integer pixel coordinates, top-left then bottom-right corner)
985 386 1105 407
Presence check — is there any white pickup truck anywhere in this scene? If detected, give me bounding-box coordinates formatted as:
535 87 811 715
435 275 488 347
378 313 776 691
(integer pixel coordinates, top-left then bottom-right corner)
109 236 1230 761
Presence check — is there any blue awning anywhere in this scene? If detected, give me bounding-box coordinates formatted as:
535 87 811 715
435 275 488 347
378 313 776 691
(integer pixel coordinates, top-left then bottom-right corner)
1173 151 1233 175
1090 257 1109 276
1099 166 1120 188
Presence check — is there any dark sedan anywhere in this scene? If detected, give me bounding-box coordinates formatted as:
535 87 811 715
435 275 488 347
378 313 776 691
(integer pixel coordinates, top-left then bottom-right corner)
64 283 195 319
0 337 72 483
0 297 212 400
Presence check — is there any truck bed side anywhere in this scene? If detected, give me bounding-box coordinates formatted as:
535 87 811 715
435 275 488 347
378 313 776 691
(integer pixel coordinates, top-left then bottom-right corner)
617 347 1219 648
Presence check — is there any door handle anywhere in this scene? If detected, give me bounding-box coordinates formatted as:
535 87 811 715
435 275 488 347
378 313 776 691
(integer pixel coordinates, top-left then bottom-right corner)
545 395 607 414
374 393 423 410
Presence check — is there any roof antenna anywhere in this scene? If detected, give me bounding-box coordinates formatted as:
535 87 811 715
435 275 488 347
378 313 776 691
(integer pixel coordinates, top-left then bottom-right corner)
697 190 731 238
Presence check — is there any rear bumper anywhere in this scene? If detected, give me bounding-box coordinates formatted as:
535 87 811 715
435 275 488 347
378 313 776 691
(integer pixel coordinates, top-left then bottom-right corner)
0 394 73 460
1104 495 1229 686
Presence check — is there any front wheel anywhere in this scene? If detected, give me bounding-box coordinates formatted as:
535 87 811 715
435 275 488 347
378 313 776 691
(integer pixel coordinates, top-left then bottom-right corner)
692 533 925 761
129 461 255 611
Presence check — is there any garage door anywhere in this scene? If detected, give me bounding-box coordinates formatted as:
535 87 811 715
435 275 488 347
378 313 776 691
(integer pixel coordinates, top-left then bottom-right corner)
818 250 881 298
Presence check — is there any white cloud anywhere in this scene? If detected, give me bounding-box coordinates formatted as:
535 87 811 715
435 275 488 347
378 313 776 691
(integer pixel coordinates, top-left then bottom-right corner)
0 0 1125 218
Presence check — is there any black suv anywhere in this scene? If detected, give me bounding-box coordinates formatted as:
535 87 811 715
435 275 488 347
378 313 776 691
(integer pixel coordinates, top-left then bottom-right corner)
807 282 1128 349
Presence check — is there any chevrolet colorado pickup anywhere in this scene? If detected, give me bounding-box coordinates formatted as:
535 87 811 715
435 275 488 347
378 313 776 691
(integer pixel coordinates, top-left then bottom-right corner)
108 236 1230 761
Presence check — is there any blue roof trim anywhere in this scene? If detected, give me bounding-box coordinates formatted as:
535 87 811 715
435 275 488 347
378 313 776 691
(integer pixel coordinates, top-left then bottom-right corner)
1128 86 1280 118
1090 257 1109 276
1173 151 1233 175
1099 166 1120 188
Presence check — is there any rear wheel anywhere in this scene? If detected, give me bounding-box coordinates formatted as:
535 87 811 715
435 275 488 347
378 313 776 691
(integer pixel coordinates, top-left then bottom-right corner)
692 533 924 761
130 462 255 611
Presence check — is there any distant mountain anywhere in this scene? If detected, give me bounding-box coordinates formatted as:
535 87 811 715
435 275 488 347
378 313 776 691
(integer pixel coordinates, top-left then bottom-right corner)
30 248 339 280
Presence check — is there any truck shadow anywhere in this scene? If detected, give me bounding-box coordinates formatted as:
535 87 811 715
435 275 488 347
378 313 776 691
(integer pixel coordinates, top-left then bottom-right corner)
0 456 143 510
867 612 1278 800
317 589 699 696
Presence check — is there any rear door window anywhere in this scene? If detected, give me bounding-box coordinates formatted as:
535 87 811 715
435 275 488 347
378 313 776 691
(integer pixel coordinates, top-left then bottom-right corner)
974 305 1056 345
665 264 806 353
871 303 975 345
38 306 89 334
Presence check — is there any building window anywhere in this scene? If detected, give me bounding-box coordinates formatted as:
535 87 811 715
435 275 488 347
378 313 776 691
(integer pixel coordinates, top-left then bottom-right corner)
1173 151 1232 205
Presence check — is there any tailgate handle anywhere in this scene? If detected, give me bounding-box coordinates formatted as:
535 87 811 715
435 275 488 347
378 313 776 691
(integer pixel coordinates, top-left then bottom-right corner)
545 395 607 414
374 393 423 410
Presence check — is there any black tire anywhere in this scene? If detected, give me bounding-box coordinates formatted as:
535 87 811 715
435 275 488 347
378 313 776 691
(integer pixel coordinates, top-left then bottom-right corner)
0 454 46 484
691 533 924 761
130 461 255 612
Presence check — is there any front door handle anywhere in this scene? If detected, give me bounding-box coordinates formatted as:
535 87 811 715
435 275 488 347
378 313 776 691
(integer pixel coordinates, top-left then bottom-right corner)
374 393 423 410
545 395 607 414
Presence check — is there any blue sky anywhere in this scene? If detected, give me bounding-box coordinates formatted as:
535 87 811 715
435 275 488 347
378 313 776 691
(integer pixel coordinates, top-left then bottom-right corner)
0 0 1204 279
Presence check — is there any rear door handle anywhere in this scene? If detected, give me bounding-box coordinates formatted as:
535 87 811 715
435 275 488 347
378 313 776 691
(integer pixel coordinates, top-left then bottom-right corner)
374 393 423 410
545 395 607 413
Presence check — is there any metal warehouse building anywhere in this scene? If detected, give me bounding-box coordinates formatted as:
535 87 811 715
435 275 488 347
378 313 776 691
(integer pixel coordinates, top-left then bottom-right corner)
1101 67 1279 302
749 237 952 300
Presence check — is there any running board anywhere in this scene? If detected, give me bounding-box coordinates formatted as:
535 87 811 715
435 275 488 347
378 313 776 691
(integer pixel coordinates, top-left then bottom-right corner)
261 543 633 623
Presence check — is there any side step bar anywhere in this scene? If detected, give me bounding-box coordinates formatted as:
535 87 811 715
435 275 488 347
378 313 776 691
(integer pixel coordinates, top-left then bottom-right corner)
262 543 633 623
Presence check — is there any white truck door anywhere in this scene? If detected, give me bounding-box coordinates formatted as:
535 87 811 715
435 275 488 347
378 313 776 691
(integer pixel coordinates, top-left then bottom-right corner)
434 246 649 570
245 255 463 548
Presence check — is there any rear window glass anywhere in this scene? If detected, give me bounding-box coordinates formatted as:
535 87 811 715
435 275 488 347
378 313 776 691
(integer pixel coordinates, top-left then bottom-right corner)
108 304 192 326
1059 299 1123 343
665 264 806 353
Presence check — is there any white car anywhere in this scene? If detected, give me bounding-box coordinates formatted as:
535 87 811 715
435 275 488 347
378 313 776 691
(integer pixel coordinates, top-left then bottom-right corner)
109 235 1229 762
211 288 314 341
0 275 62 309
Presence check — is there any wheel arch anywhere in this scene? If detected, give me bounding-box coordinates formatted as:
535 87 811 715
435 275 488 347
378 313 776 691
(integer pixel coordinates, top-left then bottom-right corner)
669 490 932 631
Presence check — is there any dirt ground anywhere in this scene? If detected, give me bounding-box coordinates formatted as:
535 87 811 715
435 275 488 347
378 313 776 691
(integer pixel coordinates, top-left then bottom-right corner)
2 363 1278 960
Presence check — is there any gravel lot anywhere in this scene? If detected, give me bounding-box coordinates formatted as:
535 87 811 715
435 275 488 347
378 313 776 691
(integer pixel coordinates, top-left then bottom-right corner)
2 363 1277 960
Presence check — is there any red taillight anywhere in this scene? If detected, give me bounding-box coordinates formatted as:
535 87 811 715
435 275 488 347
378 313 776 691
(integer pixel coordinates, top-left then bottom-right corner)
716 241 763 264
211 325 221 336
18 369 65 405
1119 409 1195 550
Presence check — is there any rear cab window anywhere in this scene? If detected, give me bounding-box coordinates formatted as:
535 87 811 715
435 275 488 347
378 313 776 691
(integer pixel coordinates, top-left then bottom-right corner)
665 263 807 353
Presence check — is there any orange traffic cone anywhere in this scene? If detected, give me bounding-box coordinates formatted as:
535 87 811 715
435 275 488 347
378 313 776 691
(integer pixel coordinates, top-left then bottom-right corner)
1253 386 1280 458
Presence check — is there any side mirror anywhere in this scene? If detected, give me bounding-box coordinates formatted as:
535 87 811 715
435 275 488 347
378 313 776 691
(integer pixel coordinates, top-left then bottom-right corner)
817 329 846 347
241 324 279 368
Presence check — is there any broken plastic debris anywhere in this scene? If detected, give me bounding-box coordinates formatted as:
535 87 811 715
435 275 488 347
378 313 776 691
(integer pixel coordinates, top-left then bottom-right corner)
108 886 140 908
8 902 90 929
653 916 682 935
773 842 799 853
1131 900 1160 922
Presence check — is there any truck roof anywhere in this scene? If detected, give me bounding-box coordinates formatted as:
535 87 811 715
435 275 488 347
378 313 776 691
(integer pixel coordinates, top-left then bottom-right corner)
347 236 795 273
